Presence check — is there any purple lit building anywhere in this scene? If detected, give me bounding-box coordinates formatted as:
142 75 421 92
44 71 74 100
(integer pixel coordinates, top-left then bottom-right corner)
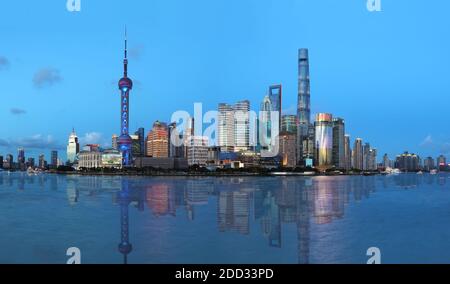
117 29 134 166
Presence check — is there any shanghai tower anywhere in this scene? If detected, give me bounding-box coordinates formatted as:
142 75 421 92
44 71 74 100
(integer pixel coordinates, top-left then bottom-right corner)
117 29 133 166
297 48 311 165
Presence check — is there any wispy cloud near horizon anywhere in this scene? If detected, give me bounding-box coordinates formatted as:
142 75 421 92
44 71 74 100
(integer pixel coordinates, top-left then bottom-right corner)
33 68 62 88
10 108 26 115
0 56 10 70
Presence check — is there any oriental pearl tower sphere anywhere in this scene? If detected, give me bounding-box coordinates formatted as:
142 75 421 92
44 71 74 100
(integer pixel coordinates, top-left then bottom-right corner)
117 28 133 166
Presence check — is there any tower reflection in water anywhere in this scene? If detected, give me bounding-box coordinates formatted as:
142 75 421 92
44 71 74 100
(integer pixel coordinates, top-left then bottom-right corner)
27 173 444 263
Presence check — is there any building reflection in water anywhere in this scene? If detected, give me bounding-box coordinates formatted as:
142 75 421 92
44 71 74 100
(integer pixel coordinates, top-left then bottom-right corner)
1 172 448 263
115 178 145 264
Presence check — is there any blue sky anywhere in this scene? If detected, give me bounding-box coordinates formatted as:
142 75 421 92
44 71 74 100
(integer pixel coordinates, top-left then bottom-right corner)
0 0 449 162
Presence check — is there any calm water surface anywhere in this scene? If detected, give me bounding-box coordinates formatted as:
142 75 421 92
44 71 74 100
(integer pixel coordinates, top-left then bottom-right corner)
1 172 450 264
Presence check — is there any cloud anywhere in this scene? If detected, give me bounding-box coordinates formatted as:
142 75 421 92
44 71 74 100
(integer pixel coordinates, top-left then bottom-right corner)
33 68 62 88
420 135 433 146
0 56 9 70
0 139 9 147
10 108 26 115
129 44 144 60
80 132 103 145
13 134 64 150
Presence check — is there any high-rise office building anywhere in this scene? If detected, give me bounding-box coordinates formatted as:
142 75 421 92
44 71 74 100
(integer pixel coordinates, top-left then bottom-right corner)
259 95 281 156
131 134 141 158
382 153 391 169
66 128 80 164
112 134 118 150
17 147 25 164
146 121 169 158
344 135 351 171
134 128 145 157
352 138 364 170
369 148 377 171
51 150 58 168
395 152 420 172
117 29 134 166
0 155 3 168
186 136 209 166
302 124 315 166
234 100 250 152
281 115 297 134
332 118 345 169
38 154 46 169
27 157 35 168
437 155 447 169
218 101 250 153
268 85 282 130
297 48 311 165
184 117 195 158
279 132 296 168
314 113 333 171
168 122 184 158
363 143 374 171
423 157 435 171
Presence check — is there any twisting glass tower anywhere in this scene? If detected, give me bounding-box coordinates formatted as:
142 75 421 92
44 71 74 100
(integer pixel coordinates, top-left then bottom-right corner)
297 48 311 165
117 29 133 166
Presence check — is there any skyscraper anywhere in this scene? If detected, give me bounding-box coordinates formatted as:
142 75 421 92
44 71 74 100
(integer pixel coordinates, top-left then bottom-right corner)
352 138 363 170
66 128 80 164
146 121 169 158
168 122 184 158
382 153 391 169
112 134 118 150
131 134 141 158
17 147 25 169
281 115 297 134
279 131 296 168
332 118 345 169
395 152 420 172
314 113 333 171
423 157 435 171
218 101 250 153
51 150 58 168
27 157 35 168
38 154 46 169
117 29 134 166
437 155 447 169
363 143 371 171
344 135 351 171
233 100 250 152
186 136 209 166
297 48 311 165
268 84 282 130
134 128 145 157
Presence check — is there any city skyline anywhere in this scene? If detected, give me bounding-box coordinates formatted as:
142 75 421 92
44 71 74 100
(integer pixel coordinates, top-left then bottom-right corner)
1 1 449 161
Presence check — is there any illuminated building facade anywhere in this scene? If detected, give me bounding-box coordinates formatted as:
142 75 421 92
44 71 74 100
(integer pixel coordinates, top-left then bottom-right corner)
279 131 296 168
281 115 297 134
332 118 345 169
146 121 169 158
344 135 352 170
297 48 311 165
66 128 80 164
268 84 282 131
352 138 364 170
314 113 333 170
117 29 133 166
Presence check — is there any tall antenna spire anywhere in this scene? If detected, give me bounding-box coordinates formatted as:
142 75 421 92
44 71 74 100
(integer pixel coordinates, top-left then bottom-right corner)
124 26 128 77
125 26 128 59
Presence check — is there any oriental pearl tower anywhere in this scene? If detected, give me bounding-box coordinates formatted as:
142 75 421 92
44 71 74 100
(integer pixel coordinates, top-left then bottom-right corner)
117 28 133 166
